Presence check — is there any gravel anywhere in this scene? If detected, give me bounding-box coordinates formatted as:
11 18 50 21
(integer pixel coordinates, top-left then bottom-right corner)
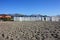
0 21 60 40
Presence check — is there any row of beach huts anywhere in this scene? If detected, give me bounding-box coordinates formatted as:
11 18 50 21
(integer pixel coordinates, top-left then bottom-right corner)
14 15 60 22
0 14 60 22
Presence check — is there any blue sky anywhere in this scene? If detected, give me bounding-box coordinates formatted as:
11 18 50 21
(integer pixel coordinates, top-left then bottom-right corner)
0 0 60 16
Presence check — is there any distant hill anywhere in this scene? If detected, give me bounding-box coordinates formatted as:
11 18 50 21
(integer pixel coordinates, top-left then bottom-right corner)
0 14 48 17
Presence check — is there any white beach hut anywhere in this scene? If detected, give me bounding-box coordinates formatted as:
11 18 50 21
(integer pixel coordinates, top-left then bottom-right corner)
51 16 60 21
